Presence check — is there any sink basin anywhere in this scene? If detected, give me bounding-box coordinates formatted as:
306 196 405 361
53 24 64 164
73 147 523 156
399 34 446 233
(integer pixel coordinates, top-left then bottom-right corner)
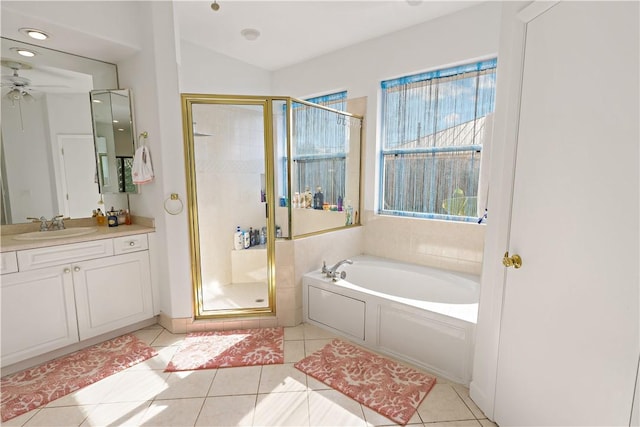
13 227 98 241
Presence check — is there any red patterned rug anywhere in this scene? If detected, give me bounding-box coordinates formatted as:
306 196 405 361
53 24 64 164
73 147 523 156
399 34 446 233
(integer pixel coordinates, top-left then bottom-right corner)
0 334 156 422
165 327 284 371
295 339 436 425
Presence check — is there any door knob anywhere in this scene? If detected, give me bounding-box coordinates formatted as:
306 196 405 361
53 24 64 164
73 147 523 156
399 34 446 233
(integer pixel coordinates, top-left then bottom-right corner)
503 251 523 269
73 266 81 272
63 268 71 274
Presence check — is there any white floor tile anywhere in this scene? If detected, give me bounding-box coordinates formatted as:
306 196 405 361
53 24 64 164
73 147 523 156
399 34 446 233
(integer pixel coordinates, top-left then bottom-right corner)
420 421 481 427
254 391 309 426
259 363 308 393
284 339 305 363
196 395 256 426
80 400 151 426
304 338 333 356
23 405 95 427
308 389 368 427
417 384 475 423
46 370 123 407
152 330 186 347
284 325 305 340
101 370 171 403
208 366 262 396
360 404 422 426
139 397 205 426
132 328 164 345
155 370 217 400
303 323 337 340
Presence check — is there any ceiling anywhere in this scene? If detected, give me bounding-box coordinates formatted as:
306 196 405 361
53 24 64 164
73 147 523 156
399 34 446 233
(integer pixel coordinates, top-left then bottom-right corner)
0 1 479 91
174 1 479 71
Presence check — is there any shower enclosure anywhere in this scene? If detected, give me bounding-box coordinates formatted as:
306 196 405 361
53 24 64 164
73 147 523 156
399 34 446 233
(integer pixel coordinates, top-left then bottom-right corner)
182 94 363 319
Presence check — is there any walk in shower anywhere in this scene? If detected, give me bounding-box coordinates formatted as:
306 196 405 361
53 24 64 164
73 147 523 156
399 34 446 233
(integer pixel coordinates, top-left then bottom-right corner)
182 94 363 319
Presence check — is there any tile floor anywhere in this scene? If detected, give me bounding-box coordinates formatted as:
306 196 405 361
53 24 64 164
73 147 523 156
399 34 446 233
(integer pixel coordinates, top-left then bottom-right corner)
4 323 498 427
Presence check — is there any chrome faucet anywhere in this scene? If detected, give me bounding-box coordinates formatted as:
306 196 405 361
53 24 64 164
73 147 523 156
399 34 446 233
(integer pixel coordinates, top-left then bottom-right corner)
27 215 66 231
321 259 353 281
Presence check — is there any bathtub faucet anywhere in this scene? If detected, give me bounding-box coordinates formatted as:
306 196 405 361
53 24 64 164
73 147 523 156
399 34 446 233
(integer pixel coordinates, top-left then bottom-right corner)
322 259 353 281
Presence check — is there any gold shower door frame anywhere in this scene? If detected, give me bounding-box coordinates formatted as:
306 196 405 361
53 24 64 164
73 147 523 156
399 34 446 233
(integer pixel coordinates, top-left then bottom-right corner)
182 94 285 319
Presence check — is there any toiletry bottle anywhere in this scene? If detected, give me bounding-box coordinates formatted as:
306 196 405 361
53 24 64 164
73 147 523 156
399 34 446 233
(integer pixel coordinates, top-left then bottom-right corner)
234 226 244 250
249 227 255 246
317 187 324 209
260 227 267 245
276 225 282 238
108 210 118 227
125 209 132 225
96 208 106 226
304 187 312 208
337 196 343 212
243 229 250 249
345 201 353 225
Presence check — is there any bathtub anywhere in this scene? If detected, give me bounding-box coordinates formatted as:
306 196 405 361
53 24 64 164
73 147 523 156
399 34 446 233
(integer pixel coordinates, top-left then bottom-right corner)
302 255 479 384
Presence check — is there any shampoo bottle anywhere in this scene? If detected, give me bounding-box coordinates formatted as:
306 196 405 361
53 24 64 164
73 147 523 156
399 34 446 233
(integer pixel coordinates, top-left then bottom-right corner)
243 229 250 249
234 226 244 250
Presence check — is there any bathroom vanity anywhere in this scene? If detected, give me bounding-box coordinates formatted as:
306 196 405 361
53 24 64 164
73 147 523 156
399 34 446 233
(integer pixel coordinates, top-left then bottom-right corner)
0 222 156 369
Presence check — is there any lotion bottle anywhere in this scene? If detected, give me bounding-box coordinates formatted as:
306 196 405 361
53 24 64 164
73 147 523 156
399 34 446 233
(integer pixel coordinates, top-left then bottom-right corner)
234 226 244 250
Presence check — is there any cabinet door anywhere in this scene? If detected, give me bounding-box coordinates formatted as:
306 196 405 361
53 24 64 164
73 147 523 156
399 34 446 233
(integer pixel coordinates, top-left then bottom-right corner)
1 266 79 367
73 251 153 340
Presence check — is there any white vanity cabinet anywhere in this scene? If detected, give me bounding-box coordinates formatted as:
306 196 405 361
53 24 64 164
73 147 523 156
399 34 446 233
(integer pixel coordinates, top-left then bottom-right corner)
1 265 79 367
0 233 154 368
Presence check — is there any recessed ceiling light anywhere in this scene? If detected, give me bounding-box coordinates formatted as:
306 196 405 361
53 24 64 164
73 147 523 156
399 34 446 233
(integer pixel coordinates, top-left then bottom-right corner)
92 99 102 103
19 28 49 40
10 47 36 57
241 28 260 41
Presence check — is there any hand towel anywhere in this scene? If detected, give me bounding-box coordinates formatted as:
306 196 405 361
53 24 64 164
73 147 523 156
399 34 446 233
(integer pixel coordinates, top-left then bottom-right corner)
132 145 154 184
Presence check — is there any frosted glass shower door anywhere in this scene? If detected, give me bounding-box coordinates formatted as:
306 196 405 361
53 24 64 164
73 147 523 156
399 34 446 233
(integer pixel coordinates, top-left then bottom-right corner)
188 101 271 315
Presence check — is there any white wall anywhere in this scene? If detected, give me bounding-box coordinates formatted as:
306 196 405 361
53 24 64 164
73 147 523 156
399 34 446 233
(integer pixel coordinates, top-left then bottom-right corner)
1 96 54 222
179 40 271 95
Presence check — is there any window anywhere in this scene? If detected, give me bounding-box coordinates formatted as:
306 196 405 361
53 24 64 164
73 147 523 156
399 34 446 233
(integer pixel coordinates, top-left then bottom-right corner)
379 59 497 221
292 91 347 206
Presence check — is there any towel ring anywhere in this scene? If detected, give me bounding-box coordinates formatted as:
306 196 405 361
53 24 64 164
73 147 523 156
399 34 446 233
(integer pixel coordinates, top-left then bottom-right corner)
164 193 184 215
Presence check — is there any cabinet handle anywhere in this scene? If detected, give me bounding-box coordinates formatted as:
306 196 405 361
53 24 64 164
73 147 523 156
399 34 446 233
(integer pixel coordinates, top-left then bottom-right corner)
73 266 81 272
129 241 136 246
64 268 71 274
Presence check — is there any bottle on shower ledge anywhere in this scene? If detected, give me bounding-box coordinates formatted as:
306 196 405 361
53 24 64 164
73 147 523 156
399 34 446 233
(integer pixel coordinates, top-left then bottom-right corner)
234 226 244 250
314 186 324 210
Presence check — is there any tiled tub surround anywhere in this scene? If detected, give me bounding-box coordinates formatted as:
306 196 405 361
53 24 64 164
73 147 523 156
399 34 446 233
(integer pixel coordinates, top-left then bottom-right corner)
303 255 479 385
362 211 485 275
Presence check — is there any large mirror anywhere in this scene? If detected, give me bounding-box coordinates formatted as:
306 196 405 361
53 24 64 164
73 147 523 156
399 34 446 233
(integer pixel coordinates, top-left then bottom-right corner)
0 37 118 224
90 89 136 194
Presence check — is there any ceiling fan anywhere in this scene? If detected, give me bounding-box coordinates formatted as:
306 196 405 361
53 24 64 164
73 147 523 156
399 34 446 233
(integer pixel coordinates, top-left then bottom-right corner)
1 60 66 103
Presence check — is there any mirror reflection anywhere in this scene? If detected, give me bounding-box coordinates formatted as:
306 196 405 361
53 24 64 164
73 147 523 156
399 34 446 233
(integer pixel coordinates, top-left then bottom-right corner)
289 99 363 236
0 37 118 224
90 89 136 194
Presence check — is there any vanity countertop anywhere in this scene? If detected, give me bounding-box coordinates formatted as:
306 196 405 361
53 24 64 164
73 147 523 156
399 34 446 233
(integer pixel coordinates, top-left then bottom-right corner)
0 219 155 253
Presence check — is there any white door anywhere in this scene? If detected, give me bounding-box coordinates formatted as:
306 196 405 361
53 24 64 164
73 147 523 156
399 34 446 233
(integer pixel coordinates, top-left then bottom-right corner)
58 134 100 218
494 2 639 426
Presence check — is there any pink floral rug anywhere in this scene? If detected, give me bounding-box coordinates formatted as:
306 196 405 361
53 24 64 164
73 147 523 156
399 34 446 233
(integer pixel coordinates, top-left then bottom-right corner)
165 327 284 371
0 334 156 422
295 339 436 425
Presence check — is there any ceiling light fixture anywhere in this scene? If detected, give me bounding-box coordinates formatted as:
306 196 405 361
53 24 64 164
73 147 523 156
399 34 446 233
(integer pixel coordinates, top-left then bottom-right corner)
210 1 220 11
10 47 36 57
241 28 260 41
19 28 49 41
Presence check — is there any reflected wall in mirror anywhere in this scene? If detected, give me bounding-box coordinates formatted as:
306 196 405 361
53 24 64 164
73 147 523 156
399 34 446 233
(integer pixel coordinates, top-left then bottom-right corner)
0 37 118 225
90 89 136 194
